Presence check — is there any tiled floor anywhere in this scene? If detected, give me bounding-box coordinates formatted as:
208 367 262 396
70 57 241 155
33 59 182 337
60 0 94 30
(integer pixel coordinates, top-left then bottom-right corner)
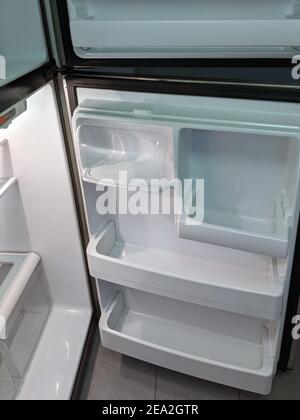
80 335 300 400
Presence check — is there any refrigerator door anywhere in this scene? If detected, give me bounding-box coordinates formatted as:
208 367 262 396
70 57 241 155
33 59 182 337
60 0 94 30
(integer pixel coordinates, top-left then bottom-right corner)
69 83 300 395
60 0 300 60
0 82 92 400
0 0 49 88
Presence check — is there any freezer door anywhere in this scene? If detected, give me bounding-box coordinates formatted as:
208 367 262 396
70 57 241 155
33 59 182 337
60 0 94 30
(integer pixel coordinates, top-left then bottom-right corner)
0 0 49 88
60 0 300 60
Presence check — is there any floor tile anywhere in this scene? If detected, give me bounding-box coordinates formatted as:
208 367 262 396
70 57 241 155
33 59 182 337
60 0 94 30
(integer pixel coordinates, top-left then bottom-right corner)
155 367 239 400
86 344 156 400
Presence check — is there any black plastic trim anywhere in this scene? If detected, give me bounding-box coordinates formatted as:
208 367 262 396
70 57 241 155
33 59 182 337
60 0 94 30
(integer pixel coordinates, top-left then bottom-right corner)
71 314 99 400
66 74 300 109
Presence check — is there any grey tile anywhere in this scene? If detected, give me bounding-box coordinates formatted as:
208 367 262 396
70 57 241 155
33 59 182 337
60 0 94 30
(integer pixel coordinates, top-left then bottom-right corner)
155 368 239 400
240 345 300 400
87 344 156 400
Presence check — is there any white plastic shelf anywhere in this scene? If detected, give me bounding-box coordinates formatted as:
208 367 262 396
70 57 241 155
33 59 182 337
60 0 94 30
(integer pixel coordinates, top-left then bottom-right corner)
177 127 300 258
88 221 286 320
178 198 290 258
70 19 300 50
100 290 275 395
67 0 300 57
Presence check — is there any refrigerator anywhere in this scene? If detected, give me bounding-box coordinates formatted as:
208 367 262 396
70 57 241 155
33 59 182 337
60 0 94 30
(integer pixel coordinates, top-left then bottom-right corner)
0 0 300 400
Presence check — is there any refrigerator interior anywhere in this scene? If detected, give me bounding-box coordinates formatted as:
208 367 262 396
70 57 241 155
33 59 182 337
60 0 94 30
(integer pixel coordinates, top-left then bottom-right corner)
0 0 48 88
66 0 300 58
0 83 92 400
73 87 300 395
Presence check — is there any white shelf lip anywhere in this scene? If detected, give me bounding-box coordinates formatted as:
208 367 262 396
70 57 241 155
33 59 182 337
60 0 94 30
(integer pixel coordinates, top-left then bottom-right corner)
0 253 40 340
177 193 290 258
88 222 285 321
75 108 300 138
70 19 300 49
177 214 290 259
0 177 17 199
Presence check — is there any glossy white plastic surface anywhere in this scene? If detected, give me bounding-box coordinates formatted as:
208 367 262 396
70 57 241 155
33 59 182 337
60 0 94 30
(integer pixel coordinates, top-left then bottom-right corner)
100 290 275 395
0 357 15 400
67 0 300 58
0 178 17 200
17 306 91 401
0 254 50 390
88 221 285 320
1 84 91 308
0 84 92 399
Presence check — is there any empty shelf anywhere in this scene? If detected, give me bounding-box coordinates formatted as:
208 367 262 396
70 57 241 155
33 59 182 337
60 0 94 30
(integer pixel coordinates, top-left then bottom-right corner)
88 221 285 320
178 204 290 258
100 291 275 395
177 127 299 258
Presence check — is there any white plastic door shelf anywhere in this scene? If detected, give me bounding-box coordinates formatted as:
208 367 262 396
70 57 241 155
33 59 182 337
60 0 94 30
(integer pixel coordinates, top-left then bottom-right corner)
177 193 291 258
100 290 275 395
88 221 285 320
